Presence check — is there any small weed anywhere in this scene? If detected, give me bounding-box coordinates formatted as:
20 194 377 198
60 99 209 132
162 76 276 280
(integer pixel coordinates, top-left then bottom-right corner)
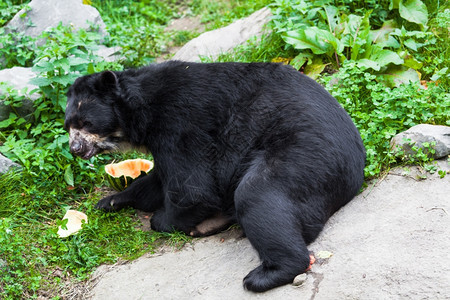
170 30 200 47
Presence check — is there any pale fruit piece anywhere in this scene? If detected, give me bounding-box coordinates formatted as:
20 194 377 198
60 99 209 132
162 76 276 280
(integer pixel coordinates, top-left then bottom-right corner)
57 210 88 238
105 158 154 191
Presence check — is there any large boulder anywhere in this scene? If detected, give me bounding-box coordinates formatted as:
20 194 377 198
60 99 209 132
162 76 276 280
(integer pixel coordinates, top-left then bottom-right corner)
0 154 20 174
5 0 107 40
172 7 272 62
391 124 450 159
0 67 39 122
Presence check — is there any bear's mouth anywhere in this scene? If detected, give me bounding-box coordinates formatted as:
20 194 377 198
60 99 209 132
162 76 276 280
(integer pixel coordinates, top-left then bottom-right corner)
78 145 100 160
68 128 107 160
68 127 131 159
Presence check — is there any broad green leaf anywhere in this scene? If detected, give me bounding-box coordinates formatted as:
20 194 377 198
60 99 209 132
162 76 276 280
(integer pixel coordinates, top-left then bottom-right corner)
381 36 401 49
0 113 17 128
290 52 314 70
343 14 362 39
356 59 381 71
283 27 339 56
370 50 404 67
68 56 90 66
29 76 52 87
404 38 418 51
87 63 95 74
379 66 420 87
370 20 400 48
53 58 70 73
403 54 423 70
324 6 339 33
389 0 401 9
59 96 67 111
52 74 79 86
32 60 54 72
371 20 396 43
304 57 328 80
64 165 73 186
430 67 449 81
342 12 372 60
399 0 428 27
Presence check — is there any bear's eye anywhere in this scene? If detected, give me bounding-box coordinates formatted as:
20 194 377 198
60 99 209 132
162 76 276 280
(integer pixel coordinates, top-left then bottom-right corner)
77 119 92 129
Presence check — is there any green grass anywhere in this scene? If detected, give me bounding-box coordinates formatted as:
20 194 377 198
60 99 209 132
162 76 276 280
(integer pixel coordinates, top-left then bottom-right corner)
190 0 272 30
0 170 164 298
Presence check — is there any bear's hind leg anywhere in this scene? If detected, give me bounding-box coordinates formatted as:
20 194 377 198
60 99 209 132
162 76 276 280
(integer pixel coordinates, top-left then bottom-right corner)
235 182 311 292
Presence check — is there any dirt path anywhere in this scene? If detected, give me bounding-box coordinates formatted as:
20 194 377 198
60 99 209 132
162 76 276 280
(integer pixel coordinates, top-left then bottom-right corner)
85 160 450 299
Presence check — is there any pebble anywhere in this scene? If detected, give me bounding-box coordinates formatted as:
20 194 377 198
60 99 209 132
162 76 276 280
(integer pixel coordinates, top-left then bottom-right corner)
292 273 307 286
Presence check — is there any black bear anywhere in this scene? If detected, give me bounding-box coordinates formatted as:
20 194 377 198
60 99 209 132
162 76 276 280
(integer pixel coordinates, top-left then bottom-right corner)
65 61 365 292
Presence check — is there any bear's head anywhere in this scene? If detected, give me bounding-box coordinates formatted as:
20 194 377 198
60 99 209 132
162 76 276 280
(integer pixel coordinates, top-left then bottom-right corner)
64 71 129 159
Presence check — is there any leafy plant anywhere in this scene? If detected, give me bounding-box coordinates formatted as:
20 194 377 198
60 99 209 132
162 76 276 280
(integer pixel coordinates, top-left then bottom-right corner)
0 24 122 188
270 0 436 85
0 83 30 129
321 61 449 177
0 0 28 27
0 29 36 68
389 0 428 29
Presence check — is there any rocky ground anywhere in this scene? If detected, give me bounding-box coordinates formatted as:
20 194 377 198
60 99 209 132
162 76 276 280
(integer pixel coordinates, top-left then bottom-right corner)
85 160 450 300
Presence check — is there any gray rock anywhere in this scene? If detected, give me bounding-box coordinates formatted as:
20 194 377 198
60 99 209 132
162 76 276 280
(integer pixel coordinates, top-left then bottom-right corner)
0 154 20 174
0 67 39 122
391 124 450 159
5 0 107 40
172 7 272 62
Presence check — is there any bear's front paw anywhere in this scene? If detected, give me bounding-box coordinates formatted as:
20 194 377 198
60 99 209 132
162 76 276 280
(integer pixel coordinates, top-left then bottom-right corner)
95 195 123 211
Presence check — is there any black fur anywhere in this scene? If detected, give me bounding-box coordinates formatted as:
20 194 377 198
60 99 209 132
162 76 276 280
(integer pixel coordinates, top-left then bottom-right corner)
65 61 365 292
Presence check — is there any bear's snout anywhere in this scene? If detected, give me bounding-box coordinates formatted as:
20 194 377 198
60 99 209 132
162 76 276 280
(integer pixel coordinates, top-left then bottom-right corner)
70 140 83 154
68 128 102 159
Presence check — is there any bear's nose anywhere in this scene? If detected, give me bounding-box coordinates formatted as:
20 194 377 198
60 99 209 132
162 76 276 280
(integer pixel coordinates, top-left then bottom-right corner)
70 141 82 154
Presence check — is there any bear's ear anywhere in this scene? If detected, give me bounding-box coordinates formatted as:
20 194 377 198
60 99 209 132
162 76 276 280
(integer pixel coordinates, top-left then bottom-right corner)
97 70 119 90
